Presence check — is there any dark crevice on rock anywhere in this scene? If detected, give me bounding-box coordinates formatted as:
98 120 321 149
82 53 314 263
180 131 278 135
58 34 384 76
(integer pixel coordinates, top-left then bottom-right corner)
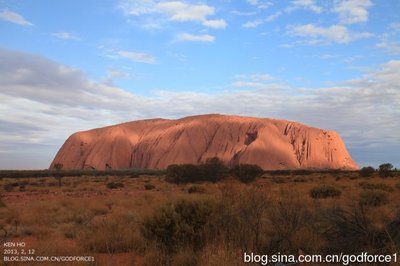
244 131 258 145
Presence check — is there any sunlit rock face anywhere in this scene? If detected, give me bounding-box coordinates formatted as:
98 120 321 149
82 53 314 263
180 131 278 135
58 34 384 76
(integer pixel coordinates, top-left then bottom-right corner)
50 114 358 170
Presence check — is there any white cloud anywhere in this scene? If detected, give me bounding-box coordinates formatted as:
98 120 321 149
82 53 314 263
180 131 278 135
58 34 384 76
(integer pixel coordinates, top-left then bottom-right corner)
371 60 400 84
177 33 215 42
156 1 213 22
319 54 338 59
376 41 400 55
155 2 203 21
247 0 258 5
289 0 322 13
247 0 273 9
0 9 32 26
375 24 400 55
103 68 130 85
289 24 349 43
391 23 400 33
117 50 157 64
230 81 278 90
231 10 257 16
202 19 227 29
231 73 277 90
280 43 295 48
288 24 372 44
233 73 274 81
118 0 155 15
266 11 282 21
242 19 263 29
333 0 372 25
242 10 282 28
51 32 80 40
119 0 226 29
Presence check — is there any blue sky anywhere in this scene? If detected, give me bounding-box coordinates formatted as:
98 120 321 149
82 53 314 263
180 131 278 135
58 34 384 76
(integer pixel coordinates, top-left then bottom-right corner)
0 0 399 169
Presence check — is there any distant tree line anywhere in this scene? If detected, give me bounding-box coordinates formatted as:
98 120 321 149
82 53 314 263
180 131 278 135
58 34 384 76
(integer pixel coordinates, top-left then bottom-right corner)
1 160 397 182
360 163 397 178
165 157 264 184
0 168 164 179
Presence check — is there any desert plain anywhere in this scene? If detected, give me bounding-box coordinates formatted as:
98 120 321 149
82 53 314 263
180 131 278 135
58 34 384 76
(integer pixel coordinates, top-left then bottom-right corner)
1 168 400 266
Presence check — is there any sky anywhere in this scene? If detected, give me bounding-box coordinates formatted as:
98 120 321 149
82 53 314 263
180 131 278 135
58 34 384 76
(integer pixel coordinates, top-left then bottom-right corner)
0 0 399 169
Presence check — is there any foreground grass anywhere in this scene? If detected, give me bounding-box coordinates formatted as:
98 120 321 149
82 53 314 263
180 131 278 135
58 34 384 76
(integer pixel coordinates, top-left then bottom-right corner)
0 172 399 265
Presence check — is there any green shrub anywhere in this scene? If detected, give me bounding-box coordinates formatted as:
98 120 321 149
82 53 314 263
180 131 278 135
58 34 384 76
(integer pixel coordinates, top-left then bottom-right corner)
231 164 264 183
141 199 218 253
378 163 394 178
359 166 375 177
360 183 393 192
310 185 341 199
165 157 228 184
359 191 388 207
165 164 203 183
106 182 124 189
201 157 228 183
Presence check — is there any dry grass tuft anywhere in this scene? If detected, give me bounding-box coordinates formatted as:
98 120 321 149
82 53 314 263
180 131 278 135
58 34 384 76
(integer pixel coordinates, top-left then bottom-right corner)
359 190 389 207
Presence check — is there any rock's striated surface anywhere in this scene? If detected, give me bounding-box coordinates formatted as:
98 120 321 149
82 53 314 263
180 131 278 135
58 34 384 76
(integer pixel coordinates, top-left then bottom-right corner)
50 114 358 170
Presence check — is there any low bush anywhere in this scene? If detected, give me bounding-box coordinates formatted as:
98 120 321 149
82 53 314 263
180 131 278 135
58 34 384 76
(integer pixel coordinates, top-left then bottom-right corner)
359 191 389 207
144 183 155 190
73 211 94 225
271 176 286 183
0 197 6 208
171 249 199 266
187 185 206 194
202 157 229 183
165 157 228 184
106 182 124 189
293 169 313 175
359 166 375 177
324 206 387 253
378 163 394 178
80 218 138 253
360 183 393 192
310 185 341 199
3 182 19 192
141 199 218 253
293 177 307 182
387 212 400 245
269 170 292 175
3 184 13 192
165 164 203 184
268 194 309 253
231 164 264 183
